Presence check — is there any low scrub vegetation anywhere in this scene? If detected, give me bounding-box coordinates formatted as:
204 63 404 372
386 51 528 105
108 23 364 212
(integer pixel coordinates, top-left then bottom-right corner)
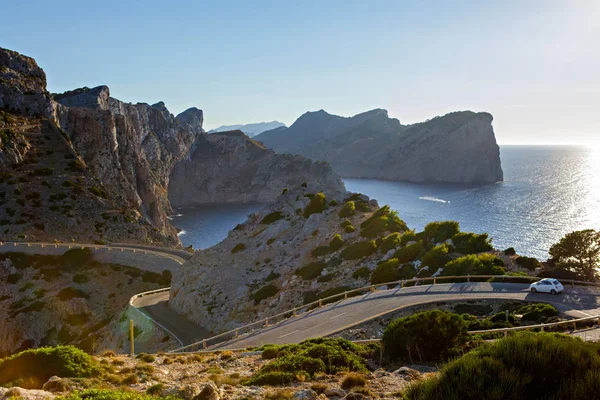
423 221 460 243
0 345 99 389
261 211 284 225
442 253 505 276
340 240 377 260
304 192 327 218
253 284 279 304
360 205 408 238
295 261 326 280
382 310 468 362
404 333 600 400
231 243 246 254
370 259 415 285
451 232 493 254
393 241 424 263
338 201 356 218
247 338 374 385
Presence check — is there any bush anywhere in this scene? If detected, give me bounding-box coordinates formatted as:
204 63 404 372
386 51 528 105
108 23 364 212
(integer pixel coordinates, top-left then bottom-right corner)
0 346 99 389
516 303 558 321
311 245 331 257
262 346 281 359
424 221 460 243
344 225 356 233
59 389 168 400
442 254 505 277
329 200 338 206
253 284 279 304
516 256 540 271
31 167 54 177
88 186 108 199
341 372 367 389
352 267 371 279
383 310 468 362
380 232 401 254
393 242 424 263
341 219 353 228
57 287 89 301
504 247 517 256
360 216 389 238
247 339 370 385
340 241 377 260
295 262 326 280
304 192 327 218
261 212 284 225
338 201 356 218
231 243 246 254
421 244 450 270
330 234 344 251
369 259 414 285
451 232 493 254
360 205 407 236
404 333 600 400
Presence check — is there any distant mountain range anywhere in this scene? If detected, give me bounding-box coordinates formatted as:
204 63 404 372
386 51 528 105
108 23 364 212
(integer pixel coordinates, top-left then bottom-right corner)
255 109 503 184
208 121 286 137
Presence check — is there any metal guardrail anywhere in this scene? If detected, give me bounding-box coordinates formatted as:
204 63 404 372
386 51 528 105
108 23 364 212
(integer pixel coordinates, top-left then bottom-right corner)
0 241 186 264
168 274 600 353
129 287 184 347
468 314 600 336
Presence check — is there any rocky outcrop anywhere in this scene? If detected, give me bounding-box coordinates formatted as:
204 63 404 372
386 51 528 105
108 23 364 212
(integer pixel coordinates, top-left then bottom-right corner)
168 131 346 206
255 109 504 184
170 187 384 333
208 121 286 137
53 86 199 238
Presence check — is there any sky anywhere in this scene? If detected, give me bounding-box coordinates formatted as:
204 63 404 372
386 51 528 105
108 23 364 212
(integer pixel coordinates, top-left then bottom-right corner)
1 0 598 145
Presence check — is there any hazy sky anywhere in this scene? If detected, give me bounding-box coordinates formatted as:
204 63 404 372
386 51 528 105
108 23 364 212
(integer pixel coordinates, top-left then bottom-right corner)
1 0 598 145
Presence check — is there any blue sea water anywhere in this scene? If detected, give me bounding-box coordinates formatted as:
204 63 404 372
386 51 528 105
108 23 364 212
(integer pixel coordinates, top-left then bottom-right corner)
173 146 600 260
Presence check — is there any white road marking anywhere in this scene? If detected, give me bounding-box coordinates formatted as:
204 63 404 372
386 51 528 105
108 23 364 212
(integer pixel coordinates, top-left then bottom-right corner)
330 312 348 320
278 330 300 339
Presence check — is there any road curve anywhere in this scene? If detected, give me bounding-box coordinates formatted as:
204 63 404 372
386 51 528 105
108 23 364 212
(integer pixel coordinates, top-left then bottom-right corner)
156 282 600 350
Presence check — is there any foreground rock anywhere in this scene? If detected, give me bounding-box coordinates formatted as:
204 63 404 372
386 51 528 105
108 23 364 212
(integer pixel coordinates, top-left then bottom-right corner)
255 108 504 184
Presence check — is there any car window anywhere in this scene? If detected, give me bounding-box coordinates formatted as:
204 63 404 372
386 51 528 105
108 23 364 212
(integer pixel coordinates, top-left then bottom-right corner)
552 280 560 285
544 281 551 285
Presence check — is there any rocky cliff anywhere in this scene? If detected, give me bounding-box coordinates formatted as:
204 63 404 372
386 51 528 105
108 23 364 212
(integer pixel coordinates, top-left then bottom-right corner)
1 46 345 246
53 87 200 239
168 131 345 206
255 109 504 183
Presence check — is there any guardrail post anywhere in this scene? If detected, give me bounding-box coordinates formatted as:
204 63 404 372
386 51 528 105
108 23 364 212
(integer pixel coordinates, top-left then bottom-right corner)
319 300 323 308
344 291 348 300
505 310 509 322
235 329 239 338
129 320 135 357
202 340 207 349
573 322 576 331
265 319 269 327
504 331 508 338
571 280 574 288
467 275 470 282
433 277 437 284
292 309 297 317
597 317 600 326
401 280 404 288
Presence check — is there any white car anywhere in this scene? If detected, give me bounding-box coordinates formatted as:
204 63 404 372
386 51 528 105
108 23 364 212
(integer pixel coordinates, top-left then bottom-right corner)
529 278 564 295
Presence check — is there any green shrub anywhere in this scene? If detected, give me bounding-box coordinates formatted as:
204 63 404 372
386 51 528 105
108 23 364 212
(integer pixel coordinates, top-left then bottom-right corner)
404 333 600 400
423 221 460 243
88 186 108 199
62 180 84 194
253 284 279 304
370 259 400 285
340 241 377 260
31 167 54 177
393 242 424 263
261 346 281 359
338 201 356 218
281 188 288 195
62 248 94 272
488 272 532 284
265 271 280 281
247 338 370 385
380 232 401 254
135 353 156 363
311 245 331 257
341 219 353 228
330 234 344 251
352 267 371 279
383 310 468 362
231 243 246 254
344 225 356 233
442 254 505 276
0 345 99 389
57 287 89 301
452 303 493 316
261 211 284 225
516 256 540 271
504 247 517 256
360 205 407 235
304 192 327 218
295 262 326 280
421 244 450 270
317 274 334 283
516 303 558 321
329 199 338 206
451 232 493 254
58 389 169 400
360 216 389 238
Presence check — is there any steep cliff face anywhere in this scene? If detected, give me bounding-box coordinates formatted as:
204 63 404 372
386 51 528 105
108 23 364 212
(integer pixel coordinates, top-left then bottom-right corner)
0 47 177 245
168 130 346 206
54 87 200 238
255 109 503 183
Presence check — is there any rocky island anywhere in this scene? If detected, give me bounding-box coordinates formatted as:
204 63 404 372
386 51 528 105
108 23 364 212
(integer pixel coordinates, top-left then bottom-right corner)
255 109 504 184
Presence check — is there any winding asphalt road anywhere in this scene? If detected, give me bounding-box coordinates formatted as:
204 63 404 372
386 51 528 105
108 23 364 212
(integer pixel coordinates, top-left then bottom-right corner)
131 282 600 351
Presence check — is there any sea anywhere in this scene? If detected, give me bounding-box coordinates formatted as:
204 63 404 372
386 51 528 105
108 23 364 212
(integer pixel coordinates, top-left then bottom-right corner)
171 146 600 260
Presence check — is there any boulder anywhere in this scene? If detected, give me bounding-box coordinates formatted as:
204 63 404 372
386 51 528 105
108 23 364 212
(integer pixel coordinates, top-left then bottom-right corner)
293 389 318 400
393 366 421 381
192 382 220 400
